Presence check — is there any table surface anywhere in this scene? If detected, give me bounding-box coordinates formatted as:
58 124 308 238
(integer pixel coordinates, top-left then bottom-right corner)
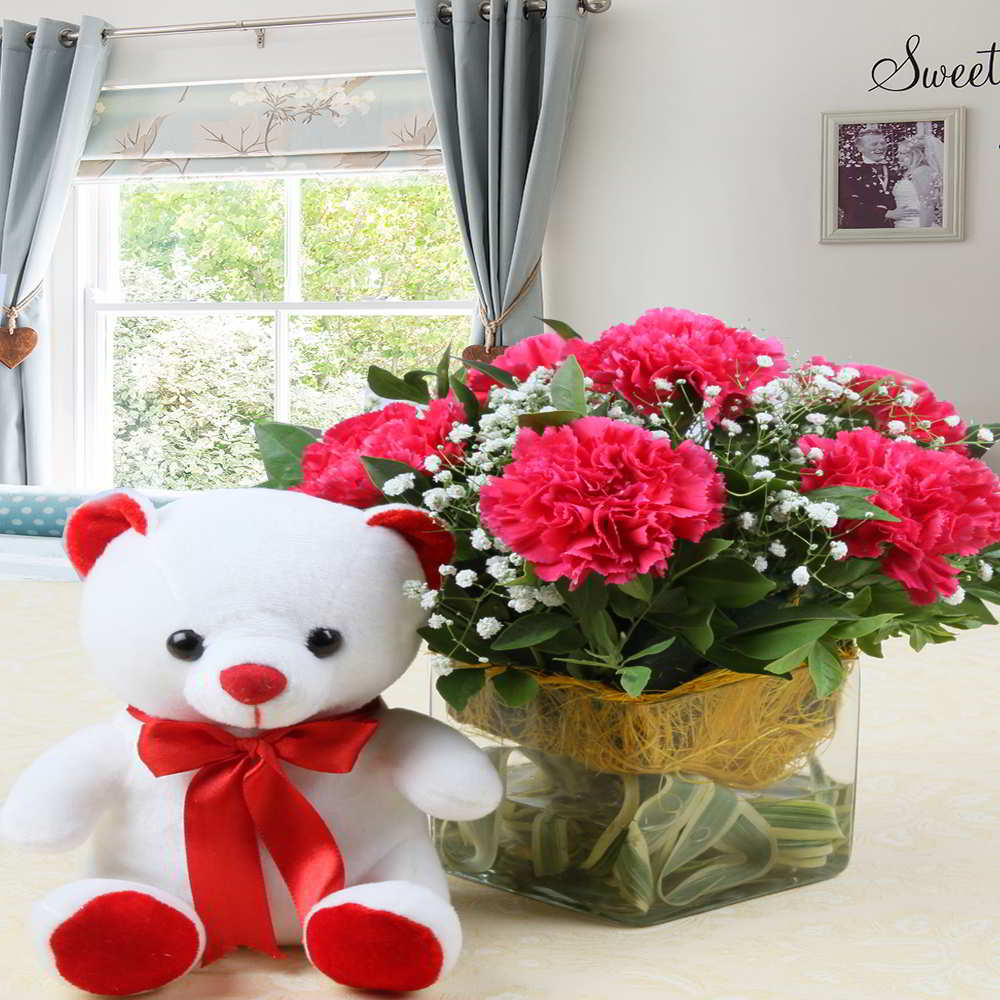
1 580 998 1000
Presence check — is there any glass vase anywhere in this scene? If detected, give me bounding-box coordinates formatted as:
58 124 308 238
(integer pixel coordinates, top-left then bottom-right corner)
432 662 859 926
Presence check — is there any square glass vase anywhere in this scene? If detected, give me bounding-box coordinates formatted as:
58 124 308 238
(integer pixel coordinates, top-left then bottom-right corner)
432 661 859 926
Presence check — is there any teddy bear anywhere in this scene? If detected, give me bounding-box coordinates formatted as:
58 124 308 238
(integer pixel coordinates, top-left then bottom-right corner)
0 488 503 996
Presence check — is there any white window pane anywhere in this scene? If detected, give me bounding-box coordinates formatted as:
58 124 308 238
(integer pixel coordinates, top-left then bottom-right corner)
112 314 275 489
289 314 470 429
119 180 285 302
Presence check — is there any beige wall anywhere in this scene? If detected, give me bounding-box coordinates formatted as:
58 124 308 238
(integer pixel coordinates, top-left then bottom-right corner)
544 0 999 459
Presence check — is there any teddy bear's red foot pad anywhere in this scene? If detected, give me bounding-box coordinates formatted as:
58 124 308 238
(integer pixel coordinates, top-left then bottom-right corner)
306 901 444 992
49 889 202 996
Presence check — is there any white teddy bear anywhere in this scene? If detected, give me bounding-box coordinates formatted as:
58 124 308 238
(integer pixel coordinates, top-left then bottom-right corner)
0 488 502 996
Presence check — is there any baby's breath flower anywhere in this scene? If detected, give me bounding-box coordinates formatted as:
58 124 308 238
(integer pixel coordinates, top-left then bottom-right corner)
739 512 755 530
978 426 995 444
898 389 919 408
448 423 474 443
752 470 776 482
805 501 838 528
791 566 810 587
508 597 536 613
430 655 454 677
535 585 564 607
703 384 722 397
836 366 860 384
768 541 787 557
830 541 849 561
420 589 439 610
941 585 966 606
382 472 416 496
446 484 466 500
807 447 824 461
438 564 457 577
805 413 827 426
756 355 775 368
402 579 426 600
750 454 770 467
470 528 492 551
455 569 477 589
427 614 453 629
944 414 962 427
979 560 994 582
423 488 450 512
423 454 442 473
753 556 769 572
433 469 454 485
475 617 503 639
721 418 742 435
887 420 907 436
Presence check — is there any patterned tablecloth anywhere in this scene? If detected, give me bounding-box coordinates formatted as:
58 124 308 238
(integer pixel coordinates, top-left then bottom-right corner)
1 580 998 1000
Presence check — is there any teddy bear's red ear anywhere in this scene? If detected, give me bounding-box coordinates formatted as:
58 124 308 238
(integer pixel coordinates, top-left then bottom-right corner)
64 491 157 578
366 507 455 590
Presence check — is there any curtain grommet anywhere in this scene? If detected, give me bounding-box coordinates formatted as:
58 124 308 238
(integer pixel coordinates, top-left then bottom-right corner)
437 2 453 25
579 0 612 13
58 28 78 47
525 0 547 18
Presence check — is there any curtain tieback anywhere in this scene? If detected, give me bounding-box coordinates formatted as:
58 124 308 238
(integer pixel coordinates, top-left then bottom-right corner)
3 282 43 333
478 259 541 350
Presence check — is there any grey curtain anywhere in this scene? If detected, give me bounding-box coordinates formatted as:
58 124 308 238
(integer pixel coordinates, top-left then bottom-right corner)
416 0 589 347
0 16 110 484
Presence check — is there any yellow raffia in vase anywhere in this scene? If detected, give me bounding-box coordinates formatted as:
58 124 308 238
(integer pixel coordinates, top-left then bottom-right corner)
449 658 857 791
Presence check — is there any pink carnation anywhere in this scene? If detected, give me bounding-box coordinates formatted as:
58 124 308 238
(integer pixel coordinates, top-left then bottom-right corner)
588 308 788 423
800 427 1000 604
465 333 598 402
296 399 464 508
480 416 725 587
810 356 966 448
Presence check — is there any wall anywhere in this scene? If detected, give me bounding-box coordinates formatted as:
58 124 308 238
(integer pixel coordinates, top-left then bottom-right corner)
545 0 1000 449
7 1 999 475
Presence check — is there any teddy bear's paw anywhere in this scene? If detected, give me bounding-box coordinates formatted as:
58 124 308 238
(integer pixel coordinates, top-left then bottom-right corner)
304 880 461 992
31 878 205 996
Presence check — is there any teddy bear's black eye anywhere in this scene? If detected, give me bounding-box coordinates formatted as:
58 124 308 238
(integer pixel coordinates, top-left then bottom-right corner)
307 627 343 658
166 629 205 661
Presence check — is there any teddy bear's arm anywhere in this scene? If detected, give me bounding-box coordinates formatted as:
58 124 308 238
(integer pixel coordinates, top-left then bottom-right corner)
0 722 130 852
374 708 504 821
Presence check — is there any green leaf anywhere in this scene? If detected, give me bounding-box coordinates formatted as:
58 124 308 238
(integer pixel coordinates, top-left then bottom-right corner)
550 355 588 415
517 410 582 431
805 485 900 523
623 637 676 663
617 575 654 603
827 613 900 640
449 374 480 425
436 343 452 400
608 588 646 620
680 557 776 608
492 669 540 707
254 421 318 489
491 613 575 651
360 455 428 495
735 620 836 660
666 537 734 581
560 574 609 620
540 317 582 340
763 642 816 675
583 609 619 655
732 603 860 632
808 642 846 697
619 665 653 696
656 603 714 654
367 365 430 404
436 668 486 712
460 356 518 389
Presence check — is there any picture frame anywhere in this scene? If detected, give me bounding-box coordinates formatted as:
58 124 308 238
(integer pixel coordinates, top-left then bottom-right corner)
820 107 965 243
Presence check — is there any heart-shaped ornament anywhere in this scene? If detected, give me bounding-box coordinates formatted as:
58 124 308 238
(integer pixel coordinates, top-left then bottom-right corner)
0 327 38 369
462 344 507 363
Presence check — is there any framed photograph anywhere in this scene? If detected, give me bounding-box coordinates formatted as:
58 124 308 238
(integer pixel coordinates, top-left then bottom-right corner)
821 107 965 243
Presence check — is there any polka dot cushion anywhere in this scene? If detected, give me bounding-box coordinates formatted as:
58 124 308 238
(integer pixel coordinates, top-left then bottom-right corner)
0 492 85 537
0 489 177 538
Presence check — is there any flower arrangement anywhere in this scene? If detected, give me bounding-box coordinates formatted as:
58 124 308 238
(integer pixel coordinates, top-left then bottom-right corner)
257 306 1000 712
256 305 1000 924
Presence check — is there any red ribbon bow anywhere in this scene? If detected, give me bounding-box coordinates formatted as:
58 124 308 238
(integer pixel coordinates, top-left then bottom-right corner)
127 702 380 964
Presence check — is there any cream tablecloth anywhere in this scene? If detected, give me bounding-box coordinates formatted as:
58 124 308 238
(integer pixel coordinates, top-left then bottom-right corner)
1 580 998 1000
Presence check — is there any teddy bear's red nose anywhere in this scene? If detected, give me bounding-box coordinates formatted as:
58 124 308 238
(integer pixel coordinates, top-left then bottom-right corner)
219 663 287 705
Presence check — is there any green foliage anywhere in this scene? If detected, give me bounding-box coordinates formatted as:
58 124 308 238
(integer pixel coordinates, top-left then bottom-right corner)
549 355 588 415
436 668 486 712
113 174 471 489
255 422 317 489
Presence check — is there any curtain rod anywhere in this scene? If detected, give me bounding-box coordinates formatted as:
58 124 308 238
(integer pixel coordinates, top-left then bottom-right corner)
12 2 612 47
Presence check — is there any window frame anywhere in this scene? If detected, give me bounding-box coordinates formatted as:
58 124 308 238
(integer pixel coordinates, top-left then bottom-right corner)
73 171 475 490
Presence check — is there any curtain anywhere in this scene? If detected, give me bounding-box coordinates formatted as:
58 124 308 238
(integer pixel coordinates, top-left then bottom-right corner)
416 0 589 348
0 16 110 484
80 72 442 180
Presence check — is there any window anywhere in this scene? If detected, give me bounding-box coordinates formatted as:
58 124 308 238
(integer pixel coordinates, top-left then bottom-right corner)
75 172 474 491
